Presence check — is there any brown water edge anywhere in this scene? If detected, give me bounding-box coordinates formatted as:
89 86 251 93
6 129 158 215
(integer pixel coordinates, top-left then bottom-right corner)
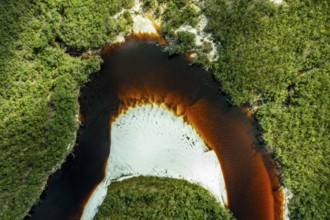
98 38 284 219
26 37 283 220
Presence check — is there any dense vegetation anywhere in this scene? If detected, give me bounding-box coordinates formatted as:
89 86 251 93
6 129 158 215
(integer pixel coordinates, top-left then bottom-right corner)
0 0 133 219
142 0 204 56
95 177 234 220
0 0 328 219
58 0 134 50
142 0 201 32
204 0 329 219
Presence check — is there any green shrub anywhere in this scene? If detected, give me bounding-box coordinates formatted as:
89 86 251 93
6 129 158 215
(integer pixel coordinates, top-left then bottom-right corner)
165 31 196 55
95 176 234 220
205 0 330 218
58 0 134 50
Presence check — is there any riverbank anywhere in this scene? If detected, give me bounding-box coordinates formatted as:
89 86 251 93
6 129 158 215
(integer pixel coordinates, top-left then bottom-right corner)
82 104 227 219
76 39 284 219
94 176 234 219
1 0 328 219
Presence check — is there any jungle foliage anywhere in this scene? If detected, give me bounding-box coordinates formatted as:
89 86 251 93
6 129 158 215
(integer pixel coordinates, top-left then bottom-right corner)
0 0 329 219
0 0 133 219
204 0 330 219
142 0 201 31
142 0 205 56
161 1 200 33
58 0 134 50
95 176 234 220
165 31 196 55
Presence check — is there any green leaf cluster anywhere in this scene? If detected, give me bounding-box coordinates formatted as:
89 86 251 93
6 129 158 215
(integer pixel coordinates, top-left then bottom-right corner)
95 176 234 220
0 0 203 218
1 0 329 219
141 0 201 34
0 0 133 218
161 1 200 32
165 31 196 55
204 0 329 218
58 0 134 50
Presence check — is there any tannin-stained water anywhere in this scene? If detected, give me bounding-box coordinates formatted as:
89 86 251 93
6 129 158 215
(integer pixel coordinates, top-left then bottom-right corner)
27 38 283 220
81 102 228 219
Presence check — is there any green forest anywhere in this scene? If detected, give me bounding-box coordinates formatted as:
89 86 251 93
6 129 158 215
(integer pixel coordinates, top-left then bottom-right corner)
204 1 329 219
0 0 329 219
95 176 233 219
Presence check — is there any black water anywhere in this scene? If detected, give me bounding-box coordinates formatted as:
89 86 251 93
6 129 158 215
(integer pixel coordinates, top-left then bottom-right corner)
27 39 281 220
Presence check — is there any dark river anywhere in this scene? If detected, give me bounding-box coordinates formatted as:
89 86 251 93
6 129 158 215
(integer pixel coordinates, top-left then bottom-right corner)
27 38 283 220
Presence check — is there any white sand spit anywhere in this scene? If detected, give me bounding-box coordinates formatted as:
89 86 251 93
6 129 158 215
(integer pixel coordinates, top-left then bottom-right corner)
81 104 228 219
283 187 293 220
132 15 158 34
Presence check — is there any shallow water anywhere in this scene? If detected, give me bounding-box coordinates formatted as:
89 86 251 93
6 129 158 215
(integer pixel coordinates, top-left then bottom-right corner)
28 39 283 220
81 103 228 219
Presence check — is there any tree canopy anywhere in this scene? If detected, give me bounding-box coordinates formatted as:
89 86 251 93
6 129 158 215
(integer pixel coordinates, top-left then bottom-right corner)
95 176 234 220
0 0 329 219
204 0 329 218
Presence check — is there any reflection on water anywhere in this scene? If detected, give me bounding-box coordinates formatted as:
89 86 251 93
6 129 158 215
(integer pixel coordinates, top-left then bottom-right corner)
28 39 283 220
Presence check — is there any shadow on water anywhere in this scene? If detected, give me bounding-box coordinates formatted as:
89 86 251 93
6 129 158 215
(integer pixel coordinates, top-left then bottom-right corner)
26 38 283 220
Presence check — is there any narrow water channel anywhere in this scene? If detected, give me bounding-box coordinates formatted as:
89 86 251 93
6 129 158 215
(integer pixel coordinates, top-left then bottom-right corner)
27 38 283 220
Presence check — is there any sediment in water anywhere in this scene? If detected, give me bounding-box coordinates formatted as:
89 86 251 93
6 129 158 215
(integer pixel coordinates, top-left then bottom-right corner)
85 39 284 219
28 38 284 220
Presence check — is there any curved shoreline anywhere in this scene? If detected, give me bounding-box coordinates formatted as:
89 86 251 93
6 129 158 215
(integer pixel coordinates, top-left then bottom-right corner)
27 38 285 220
82 39 284 219
82 103 228 219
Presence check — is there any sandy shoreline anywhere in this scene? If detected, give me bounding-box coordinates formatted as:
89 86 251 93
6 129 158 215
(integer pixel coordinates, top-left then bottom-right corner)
81 104 228 220
82 1 289 218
